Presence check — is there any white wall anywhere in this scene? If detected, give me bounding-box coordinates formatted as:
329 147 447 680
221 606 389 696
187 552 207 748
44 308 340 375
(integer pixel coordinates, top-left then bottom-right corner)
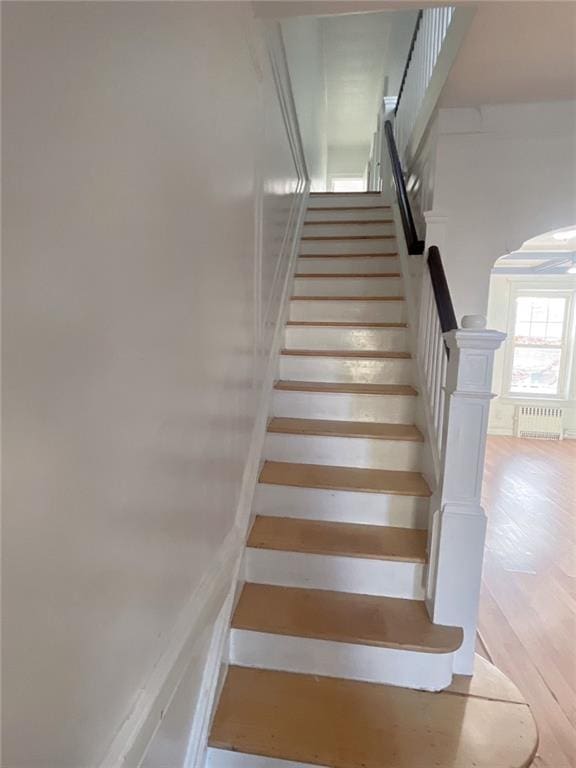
487 273 576 438
327 145 371 184
2 4 305 767
427 101 576 320
282 16 327 191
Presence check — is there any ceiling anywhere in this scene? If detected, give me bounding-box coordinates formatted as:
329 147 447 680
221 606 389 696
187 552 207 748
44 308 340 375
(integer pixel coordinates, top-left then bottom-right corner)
441 2 576 107
322 12 394 149
493 226 576 275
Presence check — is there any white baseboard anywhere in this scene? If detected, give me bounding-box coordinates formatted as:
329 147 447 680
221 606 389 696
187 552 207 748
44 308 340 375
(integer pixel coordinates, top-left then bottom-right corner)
183 589 237 768
487 426 514 436
98 527 244 768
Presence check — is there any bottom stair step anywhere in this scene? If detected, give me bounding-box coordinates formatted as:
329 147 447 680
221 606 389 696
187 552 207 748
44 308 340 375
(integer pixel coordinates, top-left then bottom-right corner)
207 663 538 768
229 584 463 688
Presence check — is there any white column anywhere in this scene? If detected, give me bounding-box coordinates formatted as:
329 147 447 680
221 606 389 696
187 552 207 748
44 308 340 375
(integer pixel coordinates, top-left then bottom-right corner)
423 210 448 255
426 315 505 674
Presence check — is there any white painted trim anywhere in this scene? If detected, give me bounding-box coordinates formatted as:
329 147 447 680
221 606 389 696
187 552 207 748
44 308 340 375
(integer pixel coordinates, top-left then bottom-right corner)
99 527 244 768
246 548 426 600
207 750 322 768
487 426 514 437
184 590 237 768
230 630 456 690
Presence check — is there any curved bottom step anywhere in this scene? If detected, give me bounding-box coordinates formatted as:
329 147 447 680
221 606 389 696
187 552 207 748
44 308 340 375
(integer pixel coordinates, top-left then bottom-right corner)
207 655 538 768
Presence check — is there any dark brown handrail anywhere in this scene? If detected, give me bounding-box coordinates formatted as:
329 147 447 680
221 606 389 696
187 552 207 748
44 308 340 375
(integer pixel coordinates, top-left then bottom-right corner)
384 120 424 256
427 245 458 356
395 11 423 117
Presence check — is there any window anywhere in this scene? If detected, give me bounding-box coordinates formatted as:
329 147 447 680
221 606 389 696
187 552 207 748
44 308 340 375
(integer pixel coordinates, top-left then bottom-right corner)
508 294 571 396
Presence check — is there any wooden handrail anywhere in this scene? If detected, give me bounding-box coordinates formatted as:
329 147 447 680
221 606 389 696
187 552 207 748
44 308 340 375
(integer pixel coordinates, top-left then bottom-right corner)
394 10 423 117
384 120 424 256
427 245 458 356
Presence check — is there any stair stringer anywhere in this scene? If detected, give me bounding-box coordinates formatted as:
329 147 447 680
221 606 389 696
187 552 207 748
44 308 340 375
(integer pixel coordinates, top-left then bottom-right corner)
391 202 440 493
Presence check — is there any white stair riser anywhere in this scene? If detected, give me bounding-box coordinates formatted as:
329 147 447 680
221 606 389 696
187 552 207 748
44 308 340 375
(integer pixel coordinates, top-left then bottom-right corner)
297 256 399 274
253 484 429 528
279 356 413 385
230 631 455 690
300 239 396 255
264 433 422 471
306 208 391 223
246 549 425 599
272 390 417 423
289 299 406 323
307 194 383 208
302 222 395 238
293 276 403 297
285 326 408 351
207 750 315 768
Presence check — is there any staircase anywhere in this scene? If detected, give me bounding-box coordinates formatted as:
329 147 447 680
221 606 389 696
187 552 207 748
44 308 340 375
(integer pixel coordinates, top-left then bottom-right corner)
205 193 537 768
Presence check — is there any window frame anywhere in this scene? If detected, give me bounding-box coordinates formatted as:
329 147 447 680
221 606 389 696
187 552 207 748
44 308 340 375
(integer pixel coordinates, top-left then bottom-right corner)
503 287 575 400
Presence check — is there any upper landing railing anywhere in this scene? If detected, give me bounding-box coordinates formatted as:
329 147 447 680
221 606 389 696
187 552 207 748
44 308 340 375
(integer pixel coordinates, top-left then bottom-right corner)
394 6 455 160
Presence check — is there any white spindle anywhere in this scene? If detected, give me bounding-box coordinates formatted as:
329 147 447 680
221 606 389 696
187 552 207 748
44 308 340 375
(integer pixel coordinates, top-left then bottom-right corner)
395 6 455 158
430 322 440 429
433 328 444 441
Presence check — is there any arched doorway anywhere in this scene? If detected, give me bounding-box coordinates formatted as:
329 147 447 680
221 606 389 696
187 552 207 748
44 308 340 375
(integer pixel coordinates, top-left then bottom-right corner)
487 225 576 438
479 225 576 768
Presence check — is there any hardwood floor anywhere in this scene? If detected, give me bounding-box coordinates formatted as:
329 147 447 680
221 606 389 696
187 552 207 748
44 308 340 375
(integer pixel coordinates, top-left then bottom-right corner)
481 436 576 768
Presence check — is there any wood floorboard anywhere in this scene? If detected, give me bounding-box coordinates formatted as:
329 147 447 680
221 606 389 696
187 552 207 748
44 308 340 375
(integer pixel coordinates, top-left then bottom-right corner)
481 436 576 767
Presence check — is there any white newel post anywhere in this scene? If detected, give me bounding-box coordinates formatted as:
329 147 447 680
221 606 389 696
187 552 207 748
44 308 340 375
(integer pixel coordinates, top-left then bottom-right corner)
426 315 505 675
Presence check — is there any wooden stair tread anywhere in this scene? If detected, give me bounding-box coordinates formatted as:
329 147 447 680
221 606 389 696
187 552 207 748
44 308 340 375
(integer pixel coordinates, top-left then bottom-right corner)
309 191 383 195
295 272 401 278
281 348 410 359
267 417 424 442
232 584 463 653
209 665 537 768
308 206 392 211
304 219 394 225
299 252 398 258
259 461 430 498
248 516 428 561
302 235 395 241
291 295 404 301
286 321 407 328
274 380 417 396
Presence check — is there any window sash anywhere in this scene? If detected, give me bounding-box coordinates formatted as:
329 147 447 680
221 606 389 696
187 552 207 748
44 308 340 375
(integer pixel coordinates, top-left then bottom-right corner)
504 288 574 399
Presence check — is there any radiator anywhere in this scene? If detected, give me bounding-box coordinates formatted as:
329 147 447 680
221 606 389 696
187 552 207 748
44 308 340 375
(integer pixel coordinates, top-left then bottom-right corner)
514 406 564 440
